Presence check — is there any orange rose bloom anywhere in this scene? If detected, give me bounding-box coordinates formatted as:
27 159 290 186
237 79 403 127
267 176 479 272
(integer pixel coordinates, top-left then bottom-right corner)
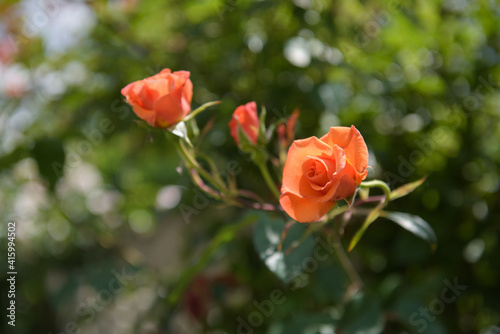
229 101 259 146
280 126 369 223
121 68 193 128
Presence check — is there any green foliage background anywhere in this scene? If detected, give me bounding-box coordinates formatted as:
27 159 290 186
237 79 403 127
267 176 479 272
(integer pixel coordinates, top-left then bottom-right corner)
0 0 499 333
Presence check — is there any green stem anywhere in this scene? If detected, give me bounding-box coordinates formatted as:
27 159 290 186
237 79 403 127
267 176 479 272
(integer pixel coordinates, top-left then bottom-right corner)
360 180 391 203
285 204 350 255
257 162 281 201
183 101 221 122
176 140 230 197
331 227 363 292
197 152 226 187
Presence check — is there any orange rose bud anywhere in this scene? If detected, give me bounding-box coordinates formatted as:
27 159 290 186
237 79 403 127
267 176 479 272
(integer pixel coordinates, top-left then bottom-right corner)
286 109 299 143
278 108 300 148
121 68 193 128
280 125 369 223
229 101 259 146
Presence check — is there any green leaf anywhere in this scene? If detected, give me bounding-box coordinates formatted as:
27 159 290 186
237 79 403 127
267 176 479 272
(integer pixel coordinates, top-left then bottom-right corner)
390 176 427 201
348 202 384 252
338 291 384 334
380 211 437 251
253 212 315 283
313 263 350 305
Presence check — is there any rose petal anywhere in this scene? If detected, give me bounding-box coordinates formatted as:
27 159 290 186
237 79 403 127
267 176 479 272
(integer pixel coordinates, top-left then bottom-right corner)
302 156 330 187
281 137 333 195
298 172 356 203
170 71 190 91
143 78 170 98
279 192 336 223
229 101 259 145
121 69 192 128
321 125 368 183
329 171 358 201
127 81 146 106
151 68 172 80
153 93 185 127
182 77 193 106
128 81 160 110
121 81 135 96
131 104 156 126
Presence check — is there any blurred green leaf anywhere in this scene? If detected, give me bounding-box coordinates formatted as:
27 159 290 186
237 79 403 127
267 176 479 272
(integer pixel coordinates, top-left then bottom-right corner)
312 262 350 305
380 211 437 251
338 291 384 334
348 202 384 252
390 176 427 201
253 212 316 283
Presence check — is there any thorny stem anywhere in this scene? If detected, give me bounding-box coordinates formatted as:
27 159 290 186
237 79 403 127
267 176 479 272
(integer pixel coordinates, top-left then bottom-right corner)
176 140 231 197
188 169 221 199
177 138 283 211
189 168 280 211
350 195 386 208
196 151 226 187
236 198 282 211
237 189 265 203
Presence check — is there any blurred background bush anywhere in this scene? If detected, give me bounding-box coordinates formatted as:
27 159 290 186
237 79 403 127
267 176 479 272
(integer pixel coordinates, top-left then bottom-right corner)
0 0 499 333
